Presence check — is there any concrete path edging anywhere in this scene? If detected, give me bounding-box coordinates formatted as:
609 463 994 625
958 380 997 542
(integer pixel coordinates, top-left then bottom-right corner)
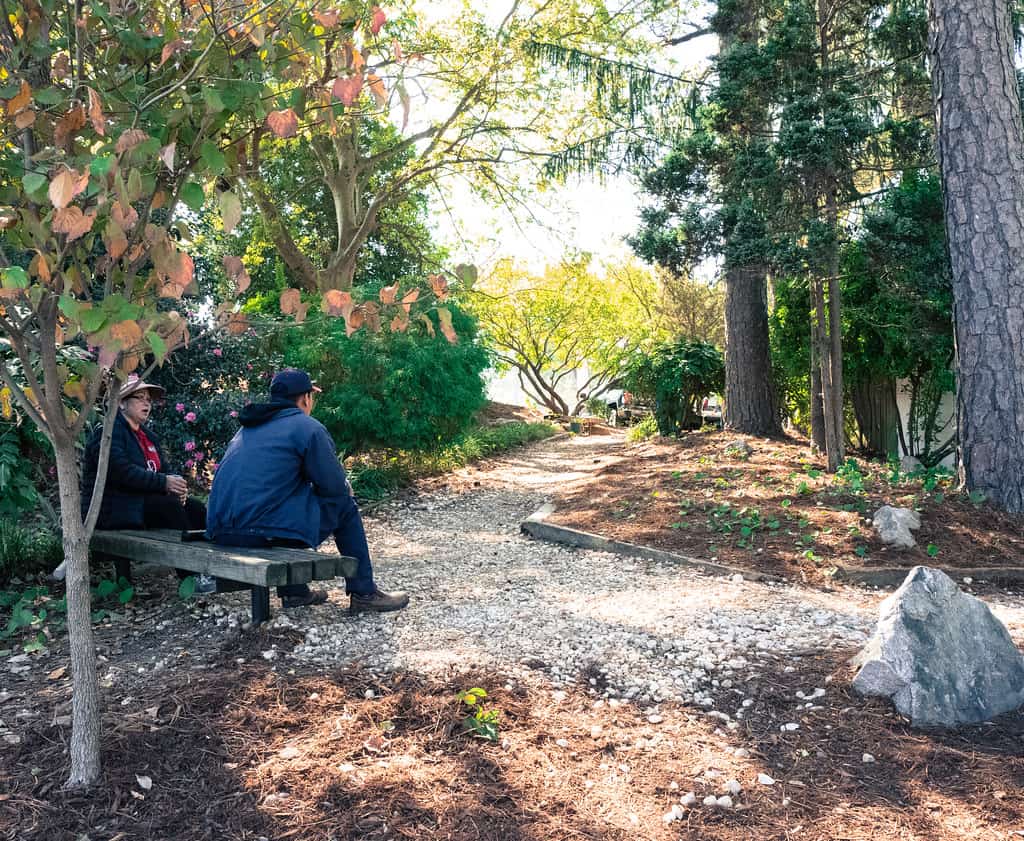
522 504 1024 590
521 503 782 583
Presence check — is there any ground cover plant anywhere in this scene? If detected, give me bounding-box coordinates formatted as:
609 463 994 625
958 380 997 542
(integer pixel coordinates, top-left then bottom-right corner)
547 430 1024 583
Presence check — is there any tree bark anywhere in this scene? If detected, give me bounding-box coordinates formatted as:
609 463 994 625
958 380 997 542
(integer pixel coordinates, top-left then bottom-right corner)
851 375 898 457
55 444 101 788
809 314 826 452
724 263 781 436
929 0 1024 511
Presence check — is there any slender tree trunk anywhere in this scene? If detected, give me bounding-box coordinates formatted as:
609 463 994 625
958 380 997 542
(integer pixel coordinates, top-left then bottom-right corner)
724 264 781 436
812 276 840 469
55 444 101 788
809 314 826 452
929 0 1024 511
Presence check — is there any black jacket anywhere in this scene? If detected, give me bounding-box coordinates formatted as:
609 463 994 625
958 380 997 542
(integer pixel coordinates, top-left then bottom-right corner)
80 412 174 529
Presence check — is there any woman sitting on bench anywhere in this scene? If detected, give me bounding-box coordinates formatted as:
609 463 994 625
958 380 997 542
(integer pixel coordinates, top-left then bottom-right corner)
72 374 215 593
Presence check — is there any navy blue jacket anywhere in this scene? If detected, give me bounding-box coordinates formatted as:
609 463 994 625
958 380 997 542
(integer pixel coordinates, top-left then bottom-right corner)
80 412 172 529
205 400 349 547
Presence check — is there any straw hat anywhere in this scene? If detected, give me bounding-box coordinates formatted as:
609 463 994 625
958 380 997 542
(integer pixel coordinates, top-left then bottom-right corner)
119 373 166 400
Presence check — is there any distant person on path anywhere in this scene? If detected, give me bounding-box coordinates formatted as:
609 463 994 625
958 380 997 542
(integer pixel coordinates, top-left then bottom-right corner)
206 368 408 613
73 375 214 592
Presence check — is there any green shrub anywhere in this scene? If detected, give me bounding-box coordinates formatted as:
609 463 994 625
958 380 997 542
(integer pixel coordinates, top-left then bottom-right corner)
0 521 63 584
625 339 724 436
626 415 659 442
283 306 490 455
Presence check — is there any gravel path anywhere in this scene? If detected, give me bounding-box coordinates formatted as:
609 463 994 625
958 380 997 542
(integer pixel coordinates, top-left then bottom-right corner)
279 433 1024 708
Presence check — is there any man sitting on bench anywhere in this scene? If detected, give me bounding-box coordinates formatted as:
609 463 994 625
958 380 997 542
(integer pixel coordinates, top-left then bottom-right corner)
206 368 409 613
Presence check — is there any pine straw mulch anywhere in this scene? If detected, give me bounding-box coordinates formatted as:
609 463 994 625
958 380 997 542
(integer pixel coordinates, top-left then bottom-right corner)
546 429 1024 585
3 645 1023 841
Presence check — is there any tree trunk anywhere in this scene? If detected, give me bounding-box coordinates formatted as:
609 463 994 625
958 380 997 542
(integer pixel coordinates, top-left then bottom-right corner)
718 6 781 438
724 263 781 436
809 321 826 452
811 276 841 469
929 0 1024 511
851 375 899 457
55 443 101 788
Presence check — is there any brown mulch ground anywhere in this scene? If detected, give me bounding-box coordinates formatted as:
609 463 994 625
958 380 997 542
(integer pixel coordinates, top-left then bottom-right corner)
3 646 1022 841
546 430 1024 585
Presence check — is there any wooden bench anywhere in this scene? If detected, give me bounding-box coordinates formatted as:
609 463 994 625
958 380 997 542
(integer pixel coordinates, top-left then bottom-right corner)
90 529 358 624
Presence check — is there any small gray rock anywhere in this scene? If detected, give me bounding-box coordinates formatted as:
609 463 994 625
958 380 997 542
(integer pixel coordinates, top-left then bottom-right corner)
852 566 1024 727
873 505 921 550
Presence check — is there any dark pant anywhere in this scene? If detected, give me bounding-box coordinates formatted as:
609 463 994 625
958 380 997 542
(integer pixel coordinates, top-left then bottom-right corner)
142 495 207 579
214 493 376 599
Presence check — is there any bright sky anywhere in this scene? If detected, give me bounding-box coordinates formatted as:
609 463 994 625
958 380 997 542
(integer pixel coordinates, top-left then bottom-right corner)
411 1 718 272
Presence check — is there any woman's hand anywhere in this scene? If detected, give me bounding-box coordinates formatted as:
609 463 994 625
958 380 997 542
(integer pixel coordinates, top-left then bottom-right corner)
165 474 188 503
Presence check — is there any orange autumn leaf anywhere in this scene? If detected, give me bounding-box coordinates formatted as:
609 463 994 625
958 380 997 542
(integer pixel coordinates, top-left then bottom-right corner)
104 218 128 260
331 75 363 106
370 5 386 35
280 287 301 315
436 306 457 343
400 287 419 313
428 273 448 301
344 305 365 336
115 128 149 154
313 9 339 27
52 206 96 241
266 108 298 138
14 109 35 129
322 289 353 316
225 312 249 335
54 103 86 148
111 200 139 230
390 312 409 332
30 251 51 283
4 80 31 118
109 319 143 348
87 87 105 136
379 283 398 304
367 73 387 107
222 255 251 296
160 38 186 67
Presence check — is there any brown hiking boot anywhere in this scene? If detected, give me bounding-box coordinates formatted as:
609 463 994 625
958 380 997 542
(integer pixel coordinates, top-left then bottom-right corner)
281 589 328 609
350 587 409 615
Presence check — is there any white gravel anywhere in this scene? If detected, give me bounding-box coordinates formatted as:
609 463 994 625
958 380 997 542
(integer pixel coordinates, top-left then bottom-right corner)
283 434 888 704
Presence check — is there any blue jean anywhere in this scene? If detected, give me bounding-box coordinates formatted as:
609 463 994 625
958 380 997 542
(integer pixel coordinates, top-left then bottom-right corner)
214 492 375 599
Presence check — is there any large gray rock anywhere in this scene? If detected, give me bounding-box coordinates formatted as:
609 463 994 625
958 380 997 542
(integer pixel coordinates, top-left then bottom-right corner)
852 566 1024 726
873 505 920 550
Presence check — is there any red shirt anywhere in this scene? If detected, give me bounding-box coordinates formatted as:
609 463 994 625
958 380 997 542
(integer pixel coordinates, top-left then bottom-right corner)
133 426 161 473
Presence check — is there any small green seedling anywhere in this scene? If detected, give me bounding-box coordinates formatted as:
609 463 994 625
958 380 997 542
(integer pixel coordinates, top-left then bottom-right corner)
458 687 500 741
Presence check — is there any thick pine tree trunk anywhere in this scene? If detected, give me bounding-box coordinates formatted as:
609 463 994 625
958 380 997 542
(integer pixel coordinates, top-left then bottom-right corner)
724 264 782 436
717 5 781 438
55 444 101 788
929 0 1024 512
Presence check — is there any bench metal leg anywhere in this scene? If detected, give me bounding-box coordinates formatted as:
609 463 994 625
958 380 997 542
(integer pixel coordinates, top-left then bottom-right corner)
251 586 270 625
114 557 132 584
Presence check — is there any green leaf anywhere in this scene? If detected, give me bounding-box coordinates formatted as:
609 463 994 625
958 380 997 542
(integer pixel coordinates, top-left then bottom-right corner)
146 330 168 364
926 543 939 557
96 579 117 598
855 545 867 558
22 172 46 196
35 87 63 105
178 576 196 600
180 182 205 212
200 142 226 175
80 309 107 333
2 267 29 289
58 295 81 320
90 156 114 178
203 88 226 113
118 586 134 604
91 609 108 623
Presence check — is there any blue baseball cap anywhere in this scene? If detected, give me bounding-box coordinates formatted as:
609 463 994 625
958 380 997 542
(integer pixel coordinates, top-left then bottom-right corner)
270 368 322 398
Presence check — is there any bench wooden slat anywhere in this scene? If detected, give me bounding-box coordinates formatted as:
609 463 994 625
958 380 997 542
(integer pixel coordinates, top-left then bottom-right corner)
89 532 360 585
91 530 289 587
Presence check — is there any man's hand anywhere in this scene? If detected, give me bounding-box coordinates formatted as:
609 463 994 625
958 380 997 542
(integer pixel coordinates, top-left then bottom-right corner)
165 474 188 502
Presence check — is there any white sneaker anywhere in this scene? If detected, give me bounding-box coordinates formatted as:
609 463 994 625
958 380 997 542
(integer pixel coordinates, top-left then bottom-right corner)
194 574 217 594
